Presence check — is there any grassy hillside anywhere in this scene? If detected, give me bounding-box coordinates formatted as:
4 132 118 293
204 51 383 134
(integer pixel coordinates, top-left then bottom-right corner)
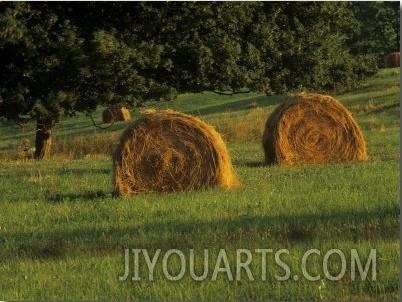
0 68 400 161
0 68 399 300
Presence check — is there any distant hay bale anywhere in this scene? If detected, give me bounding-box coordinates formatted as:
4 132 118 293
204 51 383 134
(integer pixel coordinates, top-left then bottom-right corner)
102 106 131 123
113 109 239 195
262 93 367 166
384 52 400 68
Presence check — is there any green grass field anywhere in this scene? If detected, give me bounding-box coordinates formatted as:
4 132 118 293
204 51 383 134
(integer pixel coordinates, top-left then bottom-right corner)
0 68 400 300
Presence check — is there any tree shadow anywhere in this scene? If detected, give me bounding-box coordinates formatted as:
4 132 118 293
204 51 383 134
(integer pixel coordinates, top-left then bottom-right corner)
45 190 116 203
52 167 111 176
184 94 286 116
242 161 266 168
3 204 399 260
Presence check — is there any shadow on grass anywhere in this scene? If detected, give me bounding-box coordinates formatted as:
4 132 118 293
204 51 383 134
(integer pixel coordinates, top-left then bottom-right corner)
242 161 266 168
45 190 116 203
3 205 399 260
184 94 286 116
54 120 130 139
52 167 111 176
4 167 111 184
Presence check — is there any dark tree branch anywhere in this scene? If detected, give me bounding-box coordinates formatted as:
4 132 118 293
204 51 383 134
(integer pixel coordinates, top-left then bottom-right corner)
212 89 251 96
88 112 116 130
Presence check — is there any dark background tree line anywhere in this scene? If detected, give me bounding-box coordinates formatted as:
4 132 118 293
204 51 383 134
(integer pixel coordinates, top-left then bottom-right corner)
0 2 399 159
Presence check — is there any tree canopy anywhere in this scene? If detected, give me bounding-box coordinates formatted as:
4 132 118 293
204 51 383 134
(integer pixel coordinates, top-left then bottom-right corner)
347 2 400 66
0 2 398 158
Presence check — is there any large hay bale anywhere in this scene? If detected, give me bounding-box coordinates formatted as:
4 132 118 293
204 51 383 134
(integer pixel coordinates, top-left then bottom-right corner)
113 109 239 195
102 106 131 123
262 93 367 166
384 52 400 68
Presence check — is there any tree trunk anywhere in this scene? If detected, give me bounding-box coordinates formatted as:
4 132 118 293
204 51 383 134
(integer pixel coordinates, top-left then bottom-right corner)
34 118 53 160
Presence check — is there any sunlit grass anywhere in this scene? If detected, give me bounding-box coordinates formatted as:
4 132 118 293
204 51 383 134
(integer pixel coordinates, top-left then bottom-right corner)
0 68 399 300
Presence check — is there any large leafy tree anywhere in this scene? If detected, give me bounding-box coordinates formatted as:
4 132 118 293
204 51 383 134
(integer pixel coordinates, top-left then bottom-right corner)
0 2 382 159
258 1 378 93
0 2 173 159
348 2 400 67
0 3 84 159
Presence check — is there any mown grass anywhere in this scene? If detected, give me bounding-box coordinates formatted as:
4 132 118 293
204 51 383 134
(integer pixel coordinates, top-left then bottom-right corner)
0 156 399 300
0 69 398 160
0 68 400 300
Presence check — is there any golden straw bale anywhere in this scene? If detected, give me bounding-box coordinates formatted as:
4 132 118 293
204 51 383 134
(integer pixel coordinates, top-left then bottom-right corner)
384 52 400 68
102 106 131 123
113 109 239 195
120 107 131 121
262 93 367 166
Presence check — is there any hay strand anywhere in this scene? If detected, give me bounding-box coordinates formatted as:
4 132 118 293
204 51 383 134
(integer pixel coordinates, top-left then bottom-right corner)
113 109 239 195
384 52 400 68
262 93 367 166
102 106 131 123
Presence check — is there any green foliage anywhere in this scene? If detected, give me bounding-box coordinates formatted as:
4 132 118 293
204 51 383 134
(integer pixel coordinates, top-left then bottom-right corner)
0 3 84 122
259 2 378 93
0 1 395 147
0 2 391 120
348 2 400 67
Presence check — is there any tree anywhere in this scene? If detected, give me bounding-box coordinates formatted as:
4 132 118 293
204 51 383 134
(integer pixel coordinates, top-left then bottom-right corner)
0 2 174 159
0 3 85 158
0 2 381 159
257 1 377 93
116 1 268 93
348 2 400 67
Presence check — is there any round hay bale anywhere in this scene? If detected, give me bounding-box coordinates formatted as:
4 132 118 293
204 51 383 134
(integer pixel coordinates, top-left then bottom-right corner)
384 52 400 68
262 93 367 166
102 106 131 123
113 109 239 195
